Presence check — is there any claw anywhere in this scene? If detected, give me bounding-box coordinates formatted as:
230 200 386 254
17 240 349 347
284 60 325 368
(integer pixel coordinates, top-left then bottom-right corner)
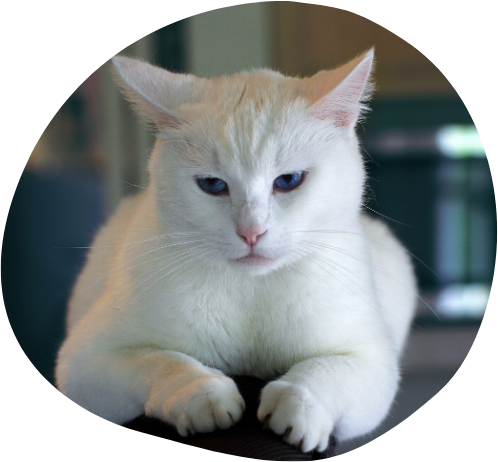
283 426 293 439
262 414 272 430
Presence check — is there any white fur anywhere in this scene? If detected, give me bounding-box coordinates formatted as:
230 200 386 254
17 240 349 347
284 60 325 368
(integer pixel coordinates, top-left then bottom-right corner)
56 50 417 452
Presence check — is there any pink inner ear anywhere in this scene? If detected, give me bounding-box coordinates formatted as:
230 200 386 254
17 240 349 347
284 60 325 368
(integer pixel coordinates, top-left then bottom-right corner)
113 56 195 130
310 52 373 128
156 111 184 130
312 97 359 127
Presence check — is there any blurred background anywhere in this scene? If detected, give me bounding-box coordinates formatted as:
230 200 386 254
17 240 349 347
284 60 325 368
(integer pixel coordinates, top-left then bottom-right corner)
1 2 495 456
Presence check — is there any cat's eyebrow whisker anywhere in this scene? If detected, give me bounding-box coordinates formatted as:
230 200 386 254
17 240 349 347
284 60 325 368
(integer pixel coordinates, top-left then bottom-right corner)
364 184 379 206
360 203 413 228
299 239 439 320
160 138 208 150
118 179 147 190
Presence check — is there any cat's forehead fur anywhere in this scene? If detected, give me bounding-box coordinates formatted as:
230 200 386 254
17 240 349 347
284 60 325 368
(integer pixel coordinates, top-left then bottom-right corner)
176 71 334 175
196 70 304 107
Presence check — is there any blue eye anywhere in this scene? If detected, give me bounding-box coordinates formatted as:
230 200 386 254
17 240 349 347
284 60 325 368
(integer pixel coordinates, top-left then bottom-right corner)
274 172 305 192
196 177 229 195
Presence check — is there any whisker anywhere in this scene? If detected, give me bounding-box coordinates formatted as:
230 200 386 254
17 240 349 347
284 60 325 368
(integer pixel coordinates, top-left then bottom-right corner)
120 245 212 306
162 248 218 285
117 243 211 275
108 238 208 276
300 239 439 320
54 235 164 251
57 231 209 251
296 247 376 308
122 247 216 308
294 229 446 284
300 245 376 301
290 248 337 296
94 239 205 283
119 179 147 190
364 183 379 206
360 203 413 228
93 166 149 190
294 244 430 331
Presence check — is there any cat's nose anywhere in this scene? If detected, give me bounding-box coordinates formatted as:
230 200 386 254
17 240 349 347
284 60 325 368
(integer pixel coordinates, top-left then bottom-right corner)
237 227 267 246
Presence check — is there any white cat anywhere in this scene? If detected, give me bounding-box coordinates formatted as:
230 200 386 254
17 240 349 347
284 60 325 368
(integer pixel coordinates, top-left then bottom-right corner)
55 49 417 453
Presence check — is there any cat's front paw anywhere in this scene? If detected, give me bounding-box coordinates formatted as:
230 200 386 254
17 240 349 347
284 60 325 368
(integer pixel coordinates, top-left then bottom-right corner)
257 380 333 453
146 375 245 436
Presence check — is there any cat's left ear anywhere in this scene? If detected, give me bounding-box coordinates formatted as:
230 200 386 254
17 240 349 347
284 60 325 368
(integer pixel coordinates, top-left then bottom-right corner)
112 56 201 130
309 49 374 131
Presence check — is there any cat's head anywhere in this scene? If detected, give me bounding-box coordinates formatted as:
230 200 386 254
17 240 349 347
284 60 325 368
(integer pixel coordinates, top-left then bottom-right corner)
113 51 374 275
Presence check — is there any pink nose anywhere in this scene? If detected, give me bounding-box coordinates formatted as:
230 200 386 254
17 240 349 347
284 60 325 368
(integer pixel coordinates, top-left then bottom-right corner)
237 228 267 246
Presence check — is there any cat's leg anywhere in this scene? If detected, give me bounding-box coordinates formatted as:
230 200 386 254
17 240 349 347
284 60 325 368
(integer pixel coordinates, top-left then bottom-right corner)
257 350 398 452
56 343 245 436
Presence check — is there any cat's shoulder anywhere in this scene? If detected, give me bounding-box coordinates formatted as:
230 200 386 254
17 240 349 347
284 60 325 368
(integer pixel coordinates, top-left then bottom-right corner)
360 214 409 259
78 190 150 271
110 190 148 221
360 214 414 277
360 214 395 240
97 190 149 237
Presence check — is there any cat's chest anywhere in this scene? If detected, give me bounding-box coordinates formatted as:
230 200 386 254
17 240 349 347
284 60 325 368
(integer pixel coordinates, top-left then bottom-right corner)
136 268 352 377
176 294 320 377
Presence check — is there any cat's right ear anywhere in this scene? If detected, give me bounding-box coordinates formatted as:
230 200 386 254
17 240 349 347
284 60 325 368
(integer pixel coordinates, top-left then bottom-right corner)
308 49 374 132
112 56 197 130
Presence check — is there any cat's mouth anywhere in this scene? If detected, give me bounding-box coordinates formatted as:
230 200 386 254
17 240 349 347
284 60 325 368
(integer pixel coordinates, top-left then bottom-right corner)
234 252 275 267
